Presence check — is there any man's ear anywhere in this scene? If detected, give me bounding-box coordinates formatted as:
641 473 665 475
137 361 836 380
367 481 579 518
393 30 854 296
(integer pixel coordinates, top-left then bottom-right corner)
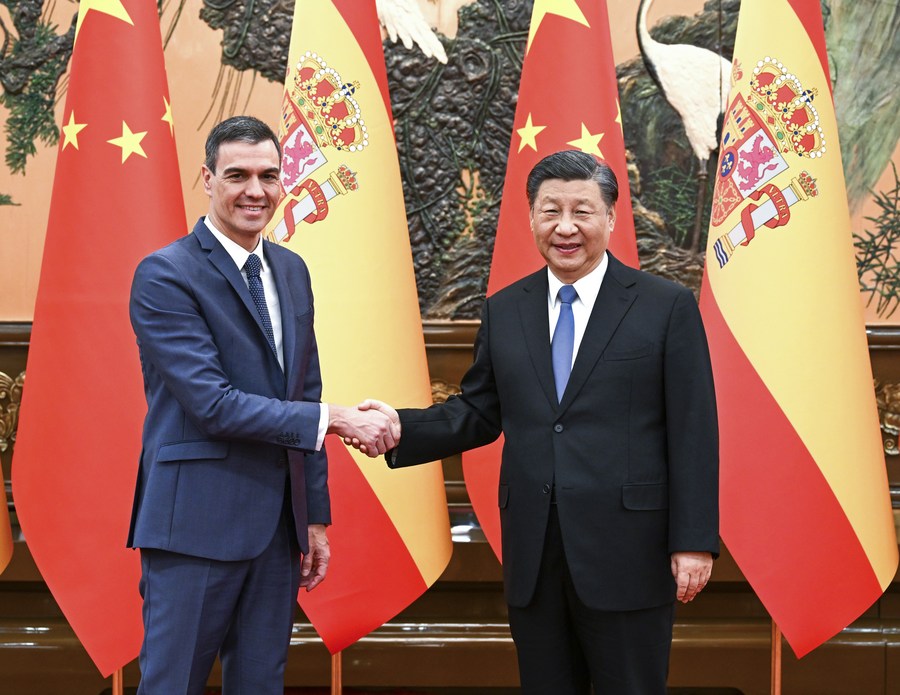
201 165 213 195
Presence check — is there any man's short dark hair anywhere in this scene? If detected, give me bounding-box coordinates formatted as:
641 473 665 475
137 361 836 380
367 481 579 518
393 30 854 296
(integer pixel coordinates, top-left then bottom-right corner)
526 150 618 208
204 116 282 173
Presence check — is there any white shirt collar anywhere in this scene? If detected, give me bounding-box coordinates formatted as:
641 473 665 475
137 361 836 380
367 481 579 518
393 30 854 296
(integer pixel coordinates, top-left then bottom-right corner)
203 217 266 272
547 251 608 312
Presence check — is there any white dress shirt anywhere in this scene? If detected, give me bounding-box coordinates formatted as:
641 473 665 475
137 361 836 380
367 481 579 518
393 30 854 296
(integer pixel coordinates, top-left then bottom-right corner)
204 218 328 450
547 252 609 367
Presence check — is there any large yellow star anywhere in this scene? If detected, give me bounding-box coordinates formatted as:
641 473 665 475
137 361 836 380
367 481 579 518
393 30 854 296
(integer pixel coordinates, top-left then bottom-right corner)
527 0 590 54
74 0 133 45
567 123 605 158
162 97 175 137
62 111 87 151
516 113 546 153
108 121 148 163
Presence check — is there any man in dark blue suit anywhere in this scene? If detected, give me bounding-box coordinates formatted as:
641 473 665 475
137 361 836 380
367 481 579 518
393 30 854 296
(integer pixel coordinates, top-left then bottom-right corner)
128 116 396 694
360 151 719 694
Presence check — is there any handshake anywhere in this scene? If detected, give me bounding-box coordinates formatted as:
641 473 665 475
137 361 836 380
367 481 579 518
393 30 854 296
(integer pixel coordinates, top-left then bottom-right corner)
326 399 399 457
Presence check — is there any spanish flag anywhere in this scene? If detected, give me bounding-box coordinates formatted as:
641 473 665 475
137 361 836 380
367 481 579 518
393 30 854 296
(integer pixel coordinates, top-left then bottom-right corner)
700 0 897 657
12 0 185 674
462 0 640 559
267 0 451 652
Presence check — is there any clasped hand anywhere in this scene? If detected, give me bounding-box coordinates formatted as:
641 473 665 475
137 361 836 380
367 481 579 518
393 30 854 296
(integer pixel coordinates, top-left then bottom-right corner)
328 399 400 457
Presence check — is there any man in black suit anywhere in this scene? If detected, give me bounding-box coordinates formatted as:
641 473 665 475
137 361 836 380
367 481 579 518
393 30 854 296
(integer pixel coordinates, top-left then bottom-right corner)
359 150 719 694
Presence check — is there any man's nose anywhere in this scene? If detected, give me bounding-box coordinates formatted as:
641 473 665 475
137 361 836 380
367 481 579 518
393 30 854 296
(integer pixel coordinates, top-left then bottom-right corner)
556 213 577 234
245 176 264 197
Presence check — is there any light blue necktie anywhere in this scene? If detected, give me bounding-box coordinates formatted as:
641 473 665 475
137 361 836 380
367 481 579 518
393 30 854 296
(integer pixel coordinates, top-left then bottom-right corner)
552 285 577 402
244 253 277 357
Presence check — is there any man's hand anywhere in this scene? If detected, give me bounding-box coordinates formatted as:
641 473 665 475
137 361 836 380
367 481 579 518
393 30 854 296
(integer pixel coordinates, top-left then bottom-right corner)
300 524 330 591
671 551 713 603
327 403 398 457
342 399 401 456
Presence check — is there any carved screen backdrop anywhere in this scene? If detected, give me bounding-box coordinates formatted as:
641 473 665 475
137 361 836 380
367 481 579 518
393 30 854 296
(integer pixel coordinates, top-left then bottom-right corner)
0 0 898 321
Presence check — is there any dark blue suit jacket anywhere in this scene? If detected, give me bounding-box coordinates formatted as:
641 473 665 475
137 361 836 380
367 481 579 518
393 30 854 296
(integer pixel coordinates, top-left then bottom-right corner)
128 219 329 560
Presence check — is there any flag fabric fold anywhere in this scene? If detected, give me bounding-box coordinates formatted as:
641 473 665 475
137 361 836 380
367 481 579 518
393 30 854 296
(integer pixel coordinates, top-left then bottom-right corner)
701 0 898 657
463 0 640 559
12 0 185 674
267 0 451 653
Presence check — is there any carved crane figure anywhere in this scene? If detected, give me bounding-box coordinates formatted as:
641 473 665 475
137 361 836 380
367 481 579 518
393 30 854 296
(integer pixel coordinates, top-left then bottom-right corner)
637 0 731 253
377 0 449 64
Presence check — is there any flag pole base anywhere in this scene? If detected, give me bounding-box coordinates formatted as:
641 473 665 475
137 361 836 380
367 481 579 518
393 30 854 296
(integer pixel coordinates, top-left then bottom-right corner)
331 650 342 695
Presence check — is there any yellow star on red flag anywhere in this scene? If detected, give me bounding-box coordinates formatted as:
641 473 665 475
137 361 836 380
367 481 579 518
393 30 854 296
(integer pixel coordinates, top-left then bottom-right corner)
567 123 605 158
162 98 175 137
108 121 148 163
62 112 88 151
516 113 546 153
74 0 134 44
527 0 590 53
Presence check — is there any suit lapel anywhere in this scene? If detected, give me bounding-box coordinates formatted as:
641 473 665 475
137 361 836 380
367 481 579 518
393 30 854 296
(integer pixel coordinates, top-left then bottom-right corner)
194 221 282 375
266 241 298 387
517 270 559 410
559 254 637 412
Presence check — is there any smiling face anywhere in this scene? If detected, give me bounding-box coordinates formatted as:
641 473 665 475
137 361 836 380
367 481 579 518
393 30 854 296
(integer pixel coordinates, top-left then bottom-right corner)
530 178 616 283
201 139 282 251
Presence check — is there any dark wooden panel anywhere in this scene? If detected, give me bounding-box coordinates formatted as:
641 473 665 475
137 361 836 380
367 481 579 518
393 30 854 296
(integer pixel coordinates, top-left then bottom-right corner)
2 320 900 694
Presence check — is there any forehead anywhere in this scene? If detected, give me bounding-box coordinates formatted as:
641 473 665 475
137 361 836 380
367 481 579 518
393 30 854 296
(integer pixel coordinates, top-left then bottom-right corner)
213 139 280 171
533 178 603 205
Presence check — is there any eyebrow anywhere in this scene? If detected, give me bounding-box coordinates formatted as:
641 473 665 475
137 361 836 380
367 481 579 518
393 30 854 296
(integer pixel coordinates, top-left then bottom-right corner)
220 166 281 176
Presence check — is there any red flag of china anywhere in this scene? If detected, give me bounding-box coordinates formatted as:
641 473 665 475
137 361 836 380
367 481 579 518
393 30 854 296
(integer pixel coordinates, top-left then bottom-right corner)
463 0 639 558
13 0 185 675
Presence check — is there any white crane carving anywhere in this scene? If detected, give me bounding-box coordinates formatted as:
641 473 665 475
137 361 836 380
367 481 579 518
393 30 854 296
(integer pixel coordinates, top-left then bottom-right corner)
377 0 449 64
637 0 731 252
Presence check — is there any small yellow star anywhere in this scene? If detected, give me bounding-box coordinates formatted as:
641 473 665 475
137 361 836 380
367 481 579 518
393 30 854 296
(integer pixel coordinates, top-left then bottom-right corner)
527 0 590 54
516 113 547 153
162 97 175 137
74 0 133 45
567 123 605 158
614 99 622 129
62 111 88 151
108 121 148 163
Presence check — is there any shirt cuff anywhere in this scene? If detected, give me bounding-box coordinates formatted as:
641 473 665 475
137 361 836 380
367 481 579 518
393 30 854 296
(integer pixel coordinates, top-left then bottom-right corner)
315 403 328 451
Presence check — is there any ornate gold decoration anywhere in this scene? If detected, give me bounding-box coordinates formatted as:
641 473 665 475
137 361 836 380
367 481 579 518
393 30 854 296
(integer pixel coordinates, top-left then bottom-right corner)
0 371 25 453
431 379 461 404
875 379 900 456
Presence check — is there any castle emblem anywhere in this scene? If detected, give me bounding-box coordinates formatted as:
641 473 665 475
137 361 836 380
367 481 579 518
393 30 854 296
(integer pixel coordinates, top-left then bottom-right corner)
270 51 366 243
710 57 825 268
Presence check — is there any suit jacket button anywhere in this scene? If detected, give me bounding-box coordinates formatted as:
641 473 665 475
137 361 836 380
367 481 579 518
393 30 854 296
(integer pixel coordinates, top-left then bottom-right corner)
542 483 551 494
554 423 564 433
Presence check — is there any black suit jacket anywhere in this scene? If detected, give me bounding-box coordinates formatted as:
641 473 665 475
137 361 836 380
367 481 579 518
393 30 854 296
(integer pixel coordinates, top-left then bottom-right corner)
390 254 718 610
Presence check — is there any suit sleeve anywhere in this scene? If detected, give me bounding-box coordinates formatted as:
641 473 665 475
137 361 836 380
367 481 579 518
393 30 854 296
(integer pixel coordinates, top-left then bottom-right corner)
130 253 322 452
389 299 503 468
664 287 720 556
298 291 330 524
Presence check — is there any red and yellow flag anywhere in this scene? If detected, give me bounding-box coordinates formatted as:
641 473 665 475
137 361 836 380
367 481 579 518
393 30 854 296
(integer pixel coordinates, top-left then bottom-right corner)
463 0 640 559
700 0 897 657
266 0 451 652
12 0 185 674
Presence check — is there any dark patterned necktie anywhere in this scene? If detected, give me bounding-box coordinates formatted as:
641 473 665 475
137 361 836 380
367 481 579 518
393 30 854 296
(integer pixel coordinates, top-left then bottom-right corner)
243 253 277 357
551 285 577 402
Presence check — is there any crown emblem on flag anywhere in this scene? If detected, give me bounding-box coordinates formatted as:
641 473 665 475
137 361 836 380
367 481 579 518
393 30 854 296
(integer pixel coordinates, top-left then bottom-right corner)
747 57 825 159
284 51 369 153
709 56 830 268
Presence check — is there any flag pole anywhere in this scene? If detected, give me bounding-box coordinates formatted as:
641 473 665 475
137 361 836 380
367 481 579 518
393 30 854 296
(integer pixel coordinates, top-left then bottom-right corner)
331 650 342 694
112 667 124 695
771 620 782 695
